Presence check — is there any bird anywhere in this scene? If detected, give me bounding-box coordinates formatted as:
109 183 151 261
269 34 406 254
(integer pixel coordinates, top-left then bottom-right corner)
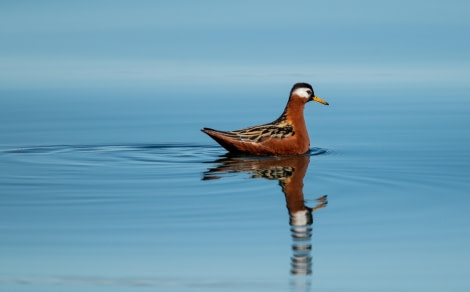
201 82 328 156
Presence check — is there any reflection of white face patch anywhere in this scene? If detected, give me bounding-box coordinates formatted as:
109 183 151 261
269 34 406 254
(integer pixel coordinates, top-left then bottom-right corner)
292 87 311 99
290 210 310 226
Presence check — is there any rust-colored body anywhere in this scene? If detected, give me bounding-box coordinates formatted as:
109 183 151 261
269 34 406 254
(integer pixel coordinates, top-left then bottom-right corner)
202 83 328 156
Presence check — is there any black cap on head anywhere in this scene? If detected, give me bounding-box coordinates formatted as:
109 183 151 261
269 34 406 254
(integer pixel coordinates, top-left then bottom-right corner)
290 82 314 96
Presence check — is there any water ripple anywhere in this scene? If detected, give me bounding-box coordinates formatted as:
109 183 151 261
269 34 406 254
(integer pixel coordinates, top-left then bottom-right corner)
1 143 328 165
1 143 224 164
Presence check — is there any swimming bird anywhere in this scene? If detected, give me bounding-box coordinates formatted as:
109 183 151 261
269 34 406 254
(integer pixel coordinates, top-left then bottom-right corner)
201 82 328 156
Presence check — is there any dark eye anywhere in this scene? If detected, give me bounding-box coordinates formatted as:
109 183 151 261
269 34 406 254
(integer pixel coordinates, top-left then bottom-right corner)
306 90 312 95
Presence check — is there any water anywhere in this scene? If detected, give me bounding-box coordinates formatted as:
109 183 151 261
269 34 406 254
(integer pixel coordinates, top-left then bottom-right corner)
0 85 469 292
1 1 470 291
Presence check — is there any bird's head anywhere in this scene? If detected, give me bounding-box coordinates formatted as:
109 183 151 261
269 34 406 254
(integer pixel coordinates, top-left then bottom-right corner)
290 82 329 105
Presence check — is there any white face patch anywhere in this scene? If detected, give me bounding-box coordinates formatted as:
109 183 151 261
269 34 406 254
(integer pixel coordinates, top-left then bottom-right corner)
292 87 312 99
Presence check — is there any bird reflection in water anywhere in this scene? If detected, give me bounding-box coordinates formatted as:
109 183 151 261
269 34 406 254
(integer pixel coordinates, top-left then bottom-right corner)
203 154 327 280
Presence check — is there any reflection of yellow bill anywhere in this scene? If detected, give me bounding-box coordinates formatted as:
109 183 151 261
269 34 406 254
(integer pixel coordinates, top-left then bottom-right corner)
313 96 329 105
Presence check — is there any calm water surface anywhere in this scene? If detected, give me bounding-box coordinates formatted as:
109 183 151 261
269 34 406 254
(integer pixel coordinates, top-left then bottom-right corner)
1 86 469 292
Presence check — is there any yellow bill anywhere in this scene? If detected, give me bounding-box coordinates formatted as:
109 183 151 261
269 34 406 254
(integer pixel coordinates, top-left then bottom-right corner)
313 96 329 105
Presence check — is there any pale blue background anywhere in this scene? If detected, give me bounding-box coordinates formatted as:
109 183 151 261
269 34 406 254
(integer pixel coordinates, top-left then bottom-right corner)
1 0 469 90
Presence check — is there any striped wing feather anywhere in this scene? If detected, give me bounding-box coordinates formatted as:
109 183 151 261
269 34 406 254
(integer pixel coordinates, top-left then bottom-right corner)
224 119 294 143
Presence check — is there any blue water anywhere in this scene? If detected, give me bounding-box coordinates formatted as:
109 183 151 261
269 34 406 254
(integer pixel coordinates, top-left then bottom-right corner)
1 1 470 291
1 86 469 292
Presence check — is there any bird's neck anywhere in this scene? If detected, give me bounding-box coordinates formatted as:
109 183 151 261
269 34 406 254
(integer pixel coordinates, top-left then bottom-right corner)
278 98 307 127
